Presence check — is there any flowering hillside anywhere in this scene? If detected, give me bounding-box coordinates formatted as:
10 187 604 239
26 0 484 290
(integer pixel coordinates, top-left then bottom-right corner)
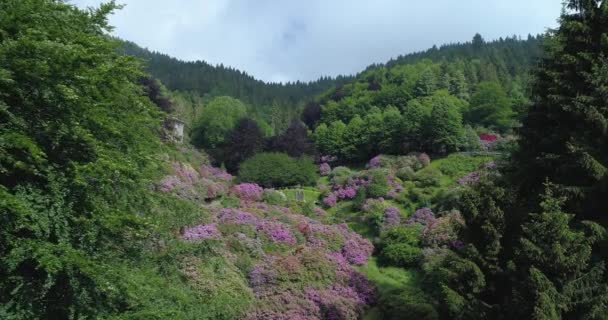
158 161 376 319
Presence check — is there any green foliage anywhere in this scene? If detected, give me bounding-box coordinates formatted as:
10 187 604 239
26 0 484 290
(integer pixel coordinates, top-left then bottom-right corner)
120 41 353 123
378 226 423 267
414 168 443 188
422 91 467 153
238 153 318 188
0 0 190 318
190 96 247 149
366 169 392 198
311 35 543 159
514 0 608 220
436 154 494 178
466 82 515 132
262 189 287 205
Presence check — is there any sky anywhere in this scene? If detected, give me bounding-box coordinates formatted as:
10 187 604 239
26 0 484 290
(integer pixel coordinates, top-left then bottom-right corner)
70 0 563 83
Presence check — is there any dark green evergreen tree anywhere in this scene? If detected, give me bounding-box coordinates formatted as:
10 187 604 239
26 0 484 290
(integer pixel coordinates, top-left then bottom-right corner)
515 0 608 219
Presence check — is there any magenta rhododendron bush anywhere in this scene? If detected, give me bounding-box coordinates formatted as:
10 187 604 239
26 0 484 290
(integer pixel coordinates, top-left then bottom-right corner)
162 161 376 319
159 162 233 200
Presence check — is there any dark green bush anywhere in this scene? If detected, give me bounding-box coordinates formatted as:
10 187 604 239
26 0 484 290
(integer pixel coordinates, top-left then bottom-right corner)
378 225 423 267
238 153 318 188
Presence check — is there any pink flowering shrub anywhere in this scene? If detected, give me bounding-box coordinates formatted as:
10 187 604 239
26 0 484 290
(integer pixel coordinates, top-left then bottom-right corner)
159 162 232 200
421 210 465 248
384 207 401 229
219 208 259 224
232 183 264 201
323 193 337 207
457 171 482 186
479 134 500 151
418 153 431 167
319 162 331 176
334 186 358 200
160 175 181 192
182 224 221 241
367 155 383 169
247 249 376 319
257 221 297 245
406 207 436 226
339 225 373 265
200 165 233 181
314 207 327 217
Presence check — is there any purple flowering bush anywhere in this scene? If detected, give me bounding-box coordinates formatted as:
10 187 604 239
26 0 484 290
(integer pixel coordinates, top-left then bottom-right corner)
384 207 402 229
232 183 264 201
159 162 232 200
367 155 383 169
457 171 482 186
406 207 437 226
323 193 338 207
182 224 221 241
257 221 297 245
418 153 431 167
420 210 465 248
319 162 331 176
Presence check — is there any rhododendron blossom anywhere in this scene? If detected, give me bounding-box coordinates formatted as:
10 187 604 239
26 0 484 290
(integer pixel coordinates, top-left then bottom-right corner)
406 207 436 226
458 171 481 186
231 183 264 201
257 221 297 244
334 187 358 199
418 153 431 167
218 208 258 224
341 234 373 265
323 194 337 207
319 162 331 176
367 155 382 169
384 207 401 228
182 224 221 241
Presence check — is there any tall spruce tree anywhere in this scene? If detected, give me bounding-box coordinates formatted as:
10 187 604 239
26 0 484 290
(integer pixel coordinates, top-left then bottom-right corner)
515 0 608 220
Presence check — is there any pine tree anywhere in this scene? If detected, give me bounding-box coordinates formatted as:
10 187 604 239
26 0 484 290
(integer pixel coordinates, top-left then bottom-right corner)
514 0 608 219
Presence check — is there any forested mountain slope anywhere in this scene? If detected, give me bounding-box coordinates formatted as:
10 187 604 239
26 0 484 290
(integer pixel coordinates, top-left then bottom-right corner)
120 40 353 108
307 34 544 163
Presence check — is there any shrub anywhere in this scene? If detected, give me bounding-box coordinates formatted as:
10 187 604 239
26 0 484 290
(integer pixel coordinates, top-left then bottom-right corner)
319 162 331 176
238 153 318 188
414 168 442 187
384 207 402 229
378 225 423 267
352 188 368 211
366 169 392 198
330 166 354 186
262 189 287 205
418 153 431 167
231 183 264 201
396 167 417 181
380 243 422 267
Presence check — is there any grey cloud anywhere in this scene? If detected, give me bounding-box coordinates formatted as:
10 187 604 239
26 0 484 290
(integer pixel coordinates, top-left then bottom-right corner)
70 0 562 82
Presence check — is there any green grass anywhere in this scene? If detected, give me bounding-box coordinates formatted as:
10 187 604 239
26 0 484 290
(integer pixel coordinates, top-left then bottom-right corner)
358 258 419 294
359 258 424 320
427 154 495 183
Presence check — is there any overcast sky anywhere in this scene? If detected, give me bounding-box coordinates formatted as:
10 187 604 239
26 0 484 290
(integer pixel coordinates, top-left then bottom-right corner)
70 0 562 83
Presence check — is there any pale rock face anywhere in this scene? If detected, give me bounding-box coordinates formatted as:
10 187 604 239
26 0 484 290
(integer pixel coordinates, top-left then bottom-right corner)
167 119 185 143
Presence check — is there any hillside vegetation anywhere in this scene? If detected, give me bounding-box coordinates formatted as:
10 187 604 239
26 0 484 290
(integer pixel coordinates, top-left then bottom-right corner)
2 0 608 319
